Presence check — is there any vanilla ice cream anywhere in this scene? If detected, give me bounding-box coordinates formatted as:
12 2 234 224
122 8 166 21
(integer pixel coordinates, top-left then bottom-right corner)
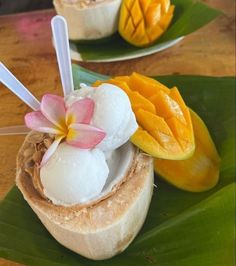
40 143 109 206
66 83 138 151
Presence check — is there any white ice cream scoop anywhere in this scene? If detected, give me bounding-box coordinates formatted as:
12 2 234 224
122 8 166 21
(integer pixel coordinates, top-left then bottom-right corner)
66 83 138 151
40 142 109 206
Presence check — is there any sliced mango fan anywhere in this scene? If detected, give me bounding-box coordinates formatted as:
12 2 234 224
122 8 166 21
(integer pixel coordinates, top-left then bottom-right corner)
119 0 175 47
94 72 195 160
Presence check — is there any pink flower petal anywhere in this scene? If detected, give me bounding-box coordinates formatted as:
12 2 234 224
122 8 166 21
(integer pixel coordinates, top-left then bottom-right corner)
41 94 66 130
67 123 106 149
40 137 63 167
66 98 94 125
25 111 62 134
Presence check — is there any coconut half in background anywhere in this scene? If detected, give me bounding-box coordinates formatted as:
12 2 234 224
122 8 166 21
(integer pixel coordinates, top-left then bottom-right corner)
16 132 153 260
53 0 122 40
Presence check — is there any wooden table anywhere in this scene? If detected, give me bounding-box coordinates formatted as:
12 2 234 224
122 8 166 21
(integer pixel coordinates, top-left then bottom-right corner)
0 0 235 265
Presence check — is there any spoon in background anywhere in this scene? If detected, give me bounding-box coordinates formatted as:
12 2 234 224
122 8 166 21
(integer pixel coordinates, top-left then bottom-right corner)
51 15 74 97
0 62 41 111
0 15 74 135
0 62 40 135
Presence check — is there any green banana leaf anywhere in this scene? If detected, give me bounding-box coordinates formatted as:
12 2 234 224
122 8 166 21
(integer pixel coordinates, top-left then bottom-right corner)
70 0 221 61
0 65 235 266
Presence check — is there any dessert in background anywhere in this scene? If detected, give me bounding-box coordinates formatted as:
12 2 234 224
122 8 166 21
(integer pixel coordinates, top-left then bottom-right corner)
53 0 174 46
53 0 122 40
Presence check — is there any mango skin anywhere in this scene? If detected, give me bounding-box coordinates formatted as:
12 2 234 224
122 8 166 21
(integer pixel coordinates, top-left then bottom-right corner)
154 110 221 192
118 0 175 47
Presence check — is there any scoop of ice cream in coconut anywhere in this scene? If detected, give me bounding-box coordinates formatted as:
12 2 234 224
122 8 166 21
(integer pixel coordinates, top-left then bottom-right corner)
40 142 109 206
66 83 138 151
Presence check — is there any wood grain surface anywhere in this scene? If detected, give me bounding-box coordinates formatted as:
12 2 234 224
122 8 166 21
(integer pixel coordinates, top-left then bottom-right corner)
0 0 235 265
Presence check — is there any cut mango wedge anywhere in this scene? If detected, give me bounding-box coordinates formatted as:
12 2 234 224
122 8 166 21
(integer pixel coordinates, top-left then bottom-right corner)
132 109 183 157
93 73 195 160
154 110 221 192
118 0 175 47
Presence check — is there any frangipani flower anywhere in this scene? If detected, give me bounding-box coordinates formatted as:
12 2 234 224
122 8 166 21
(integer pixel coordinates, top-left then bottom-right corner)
25 94 106 166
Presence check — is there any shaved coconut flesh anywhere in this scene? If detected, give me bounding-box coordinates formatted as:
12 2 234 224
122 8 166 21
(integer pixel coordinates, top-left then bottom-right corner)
95 142 134 201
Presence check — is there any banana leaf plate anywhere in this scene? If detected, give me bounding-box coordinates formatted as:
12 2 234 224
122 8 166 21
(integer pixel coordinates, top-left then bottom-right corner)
0 65 235 266
68 0 221 62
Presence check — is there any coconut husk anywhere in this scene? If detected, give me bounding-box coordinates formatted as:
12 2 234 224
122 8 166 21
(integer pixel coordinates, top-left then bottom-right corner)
16 131 154 260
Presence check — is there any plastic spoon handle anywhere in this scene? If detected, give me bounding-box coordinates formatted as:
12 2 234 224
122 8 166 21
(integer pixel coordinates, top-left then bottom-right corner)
0 62 40 111
51 16 74 97
0 125 30 136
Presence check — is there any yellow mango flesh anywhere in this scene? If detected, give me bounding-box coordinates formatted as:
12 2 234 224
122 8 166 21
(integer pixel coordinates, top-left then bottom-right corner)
154 110 220 192
149 90 187 124
93 72 195 160
119 0 175 47
131 127 170 157
135 109 182 155
129 72 170 96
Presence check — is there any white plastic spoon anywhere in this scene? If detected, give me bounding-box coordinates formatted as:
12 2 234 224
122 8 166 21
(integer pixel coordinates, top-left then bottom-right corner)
0 125 30 136
51 16 74 97
0 62 40 111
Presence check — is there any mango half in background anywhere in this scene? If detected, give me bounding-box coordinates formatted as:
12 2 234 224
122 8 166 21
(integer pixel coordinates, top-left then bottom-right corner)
118 0 174 47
